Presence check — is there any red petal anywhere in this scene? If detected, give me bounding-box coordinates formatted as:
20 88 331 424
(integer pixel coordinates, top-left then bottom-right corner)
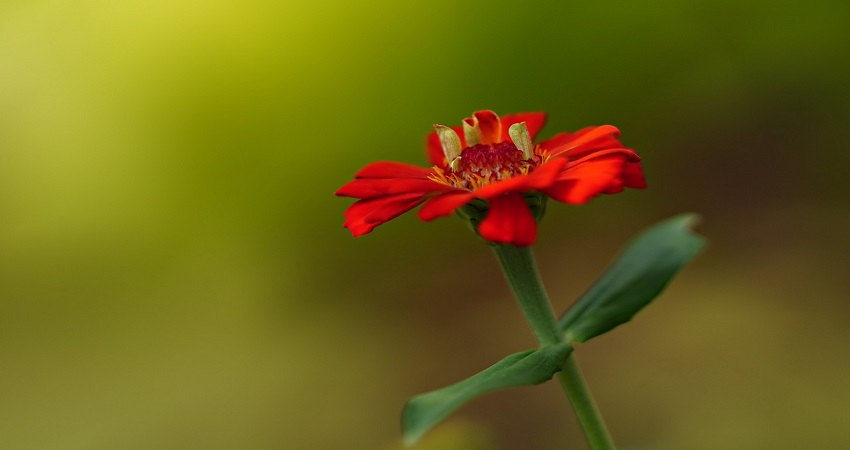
418 191 475 221
623 161 647 188
472 158 568 200
477 193 538 246
499 112 547 142
354 161 432 179
426 125 465 166
541 125 622 159
566 147 639 166
539 132 623 160
342 193 428 236
473 110 502 144
542 155 632 204
336 177 456 199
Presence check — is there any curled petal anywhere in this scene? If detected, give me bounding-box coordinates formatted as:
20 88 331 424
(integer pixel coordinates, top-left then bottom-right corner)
477 193 538 246
542 125 622 159
538 128 623 157
426 112 547 164
434 124 462 162
426 125 465 166
463 117 482 146
499 112 547 142
509 122 534 159
336 178 457 199
343 193 429 237
565 147 645 189
472 110 502 144
567 147 640 167
354 161 433 179
418 191 475 221
542 155 633 204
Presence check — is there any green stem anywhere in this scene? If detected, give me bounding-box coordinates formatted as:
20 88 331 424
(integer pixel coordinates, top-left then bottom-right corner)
558 357 616 450
492 244 616 450
492 244 561 346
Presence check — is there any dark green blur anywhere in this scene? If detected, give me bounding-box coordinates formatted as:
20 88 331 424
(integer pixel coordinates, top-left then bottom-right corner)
1 0 848 448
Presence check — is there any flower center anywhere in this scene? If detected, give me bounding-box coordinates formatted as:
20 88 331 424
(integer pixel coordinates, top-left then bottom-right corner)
439 142 541 190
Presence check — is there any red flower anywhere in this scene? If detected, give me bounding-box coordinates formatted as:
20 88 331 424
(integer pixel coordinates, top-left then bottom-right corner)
336 110 646 246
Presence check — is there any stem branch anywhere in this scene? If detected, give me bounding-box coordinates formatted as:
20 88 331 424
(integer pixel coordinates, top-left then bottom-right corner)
492 244 616 450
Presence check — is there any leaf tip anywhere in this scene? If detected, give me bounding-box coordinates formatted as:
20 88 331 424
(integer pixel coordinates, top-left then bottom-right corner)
401 401 425 446
672 212 708 251
679 212 701 226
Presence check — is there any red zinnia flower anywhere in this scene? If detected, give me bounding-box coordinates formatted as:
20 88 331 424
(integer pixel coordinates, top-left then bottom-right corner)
336 110 646 246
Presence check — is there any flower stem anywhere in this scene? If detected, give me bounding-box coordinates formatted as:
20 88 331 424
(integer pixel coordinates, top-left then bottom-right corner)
492 244 561 346
492 244 616 450
557 357 615 450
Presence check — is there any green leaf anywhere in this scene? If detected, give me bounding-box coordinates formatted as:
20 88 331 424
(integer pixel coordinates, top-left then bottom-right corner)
559 213 706 343
402 343 573 445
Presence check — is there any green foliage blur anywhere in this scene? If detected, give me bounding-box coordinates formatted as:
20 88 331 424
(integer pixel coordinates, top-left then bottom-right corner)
1 0 848 448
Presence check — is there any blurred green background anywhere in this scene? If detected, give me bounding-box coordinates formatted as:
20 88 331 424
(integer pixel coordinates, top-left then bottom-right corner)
1 0 849 448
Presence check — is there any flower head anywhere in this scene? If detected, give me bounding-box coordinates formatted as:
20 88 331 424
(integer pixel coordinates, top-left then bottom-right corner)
336 110 646 246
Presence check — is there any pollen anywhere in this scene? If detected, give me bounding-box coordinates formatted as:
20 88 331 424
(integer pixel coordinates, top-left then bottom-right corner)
431 142 544 190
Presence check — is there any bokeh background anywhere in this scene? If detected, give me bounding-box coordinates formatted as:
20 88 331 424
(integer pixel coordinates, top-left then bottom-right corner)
2 0 849 448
